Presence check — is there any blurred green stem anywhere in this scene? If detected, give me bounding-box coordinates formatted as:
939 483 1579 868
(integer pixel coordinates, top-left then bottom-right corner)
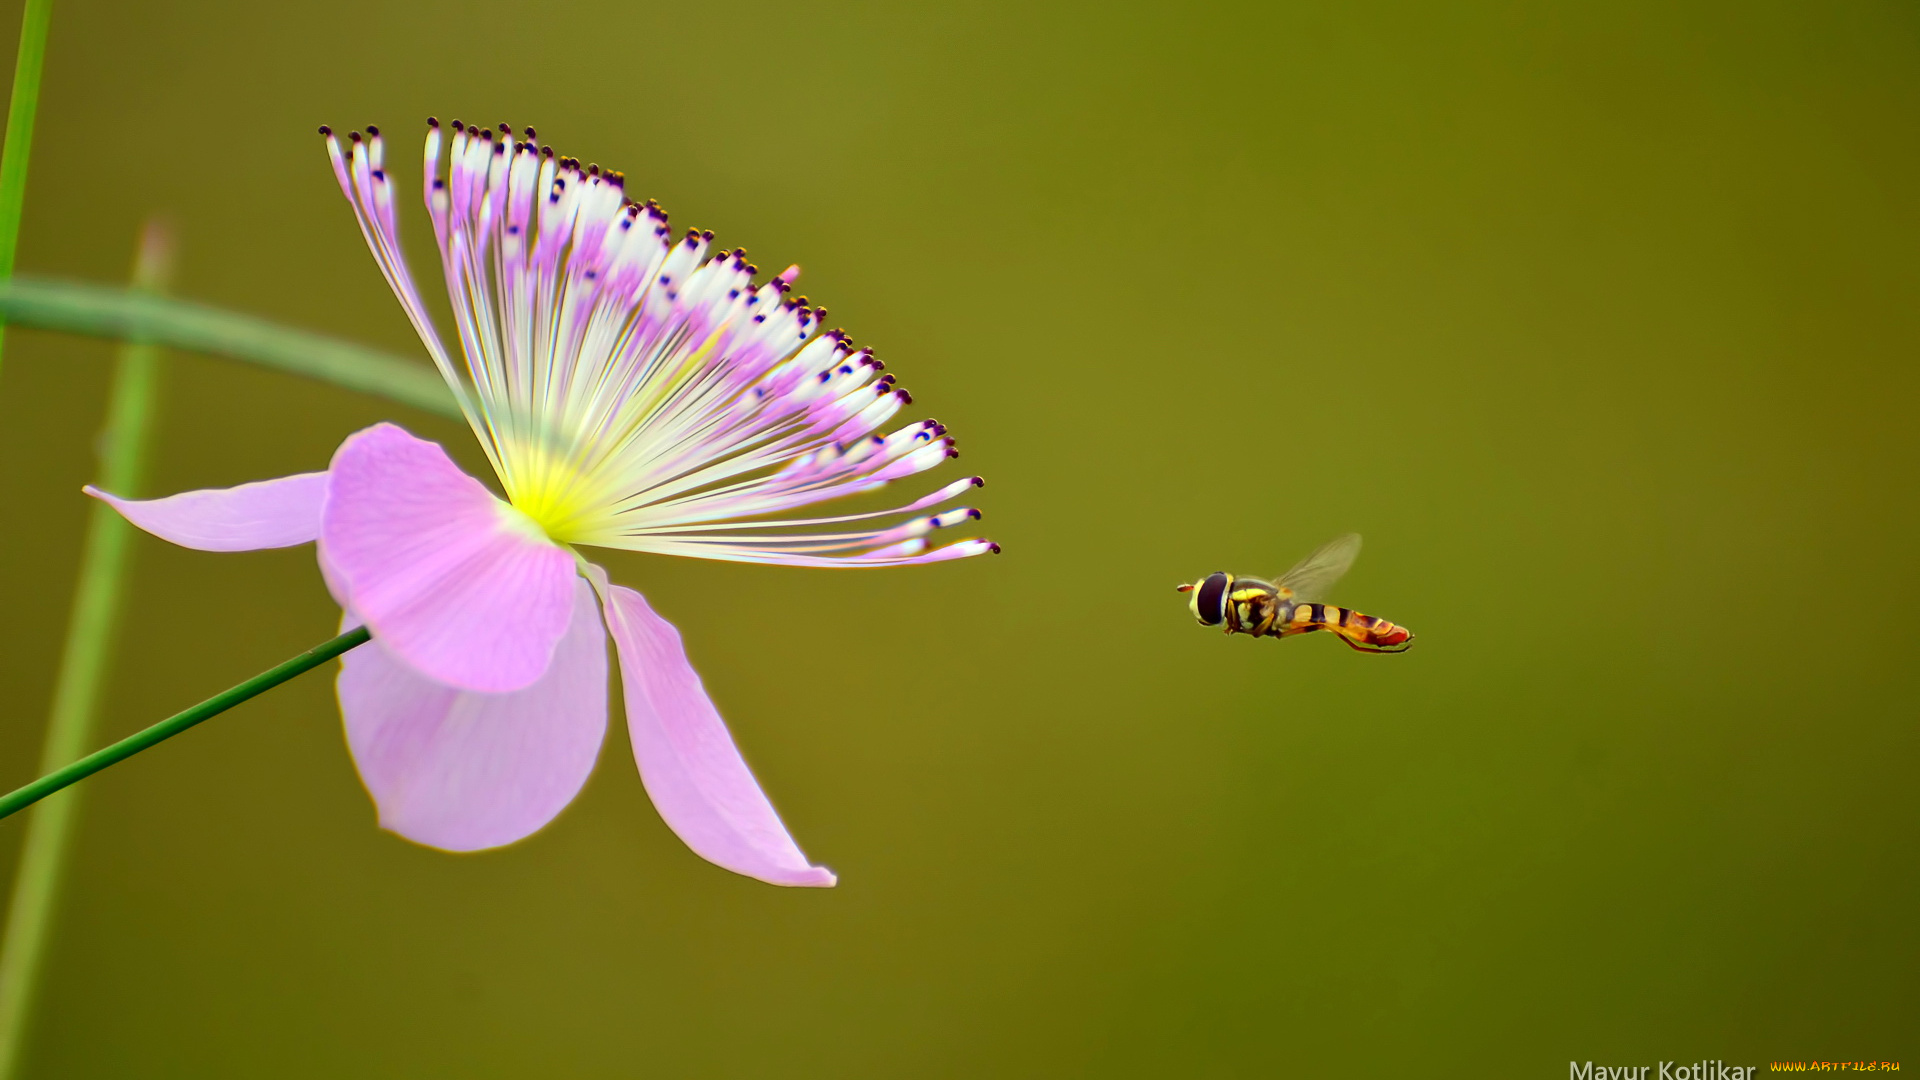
0 276 457 418
0 0 53 379
0 220 167 1080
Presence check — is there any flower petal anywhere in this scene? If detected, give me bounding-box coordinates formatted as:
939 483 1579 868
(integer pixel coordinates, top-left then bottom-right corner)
321 423 576 693
85 472 328 551
590 568 835 887
338 577 609 852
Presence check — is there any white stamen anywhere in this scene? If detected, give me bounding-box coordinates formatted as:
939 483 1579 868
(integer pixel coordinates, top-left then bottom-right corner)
323 121 994 564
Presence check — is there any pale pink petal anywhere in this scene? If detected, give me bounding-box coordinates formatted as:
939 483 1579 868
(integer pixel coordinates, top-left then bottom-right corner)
316 544 351 609
85 473 328 551
590 566 836 887
338 577 609 852
321 423 576 693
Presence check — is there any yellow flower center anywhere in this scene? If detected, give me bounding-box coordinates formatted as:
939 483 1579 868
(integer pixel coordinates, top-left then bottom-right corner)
498 439 609 544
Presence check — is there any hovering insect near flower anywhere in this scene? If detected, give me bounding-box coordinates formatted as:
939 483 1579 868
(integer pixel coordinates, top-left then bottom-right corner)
1176 533 1413 652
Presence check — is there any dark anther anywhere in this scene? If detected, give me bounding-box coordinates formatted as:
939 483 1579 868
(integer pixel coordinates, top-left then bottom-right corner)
426 117 439 128
970 476 985 487
499 122 512 135
317 125 332 136
366 125 380 137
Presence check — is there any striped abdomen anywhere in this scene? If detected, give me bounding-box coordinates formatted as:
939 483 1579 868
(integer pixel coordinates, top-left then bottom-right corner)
1274 602 1414 653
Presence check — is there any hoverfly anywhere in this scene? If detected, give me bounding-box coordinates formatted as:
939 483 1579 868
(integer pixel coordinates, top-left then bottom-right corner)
1176 533 1413 653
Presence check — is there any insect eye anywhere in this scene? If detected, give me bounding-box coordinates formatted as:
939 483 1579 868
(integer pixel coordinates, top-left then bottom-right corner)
1194 572 1229 625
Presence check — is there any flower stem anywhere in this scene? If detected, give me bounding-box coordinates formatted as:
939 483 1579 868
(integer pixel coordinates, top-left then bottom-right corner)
0 0 55 379
0 276 457 418
0 220 168 1079
0 626 371 825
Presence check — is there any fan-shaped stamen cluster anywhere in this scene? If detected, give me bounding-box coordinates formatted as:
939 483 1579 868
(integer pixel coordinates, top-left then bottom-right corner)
322 120 995 566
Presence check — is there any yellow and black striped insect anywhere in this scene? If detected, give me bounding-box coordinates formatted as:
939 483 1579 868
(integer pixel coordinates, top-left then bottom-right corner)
1176 534 1414 653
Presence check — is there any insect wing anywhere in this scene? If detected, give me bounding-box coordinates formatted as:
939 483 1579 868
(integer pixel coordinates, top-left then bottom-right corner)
1276 533 1362 601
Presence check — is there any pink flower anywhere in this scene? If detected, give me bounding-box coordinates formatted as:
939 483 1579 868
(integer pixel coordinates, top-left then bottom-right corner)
88 121 995 886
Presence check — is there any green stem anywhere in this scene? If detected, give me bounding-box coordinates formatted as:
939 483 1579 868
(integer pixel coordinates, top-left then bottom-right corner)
0 223 168 1079
0 626 371 825
0 276 457 418
0 0 55 378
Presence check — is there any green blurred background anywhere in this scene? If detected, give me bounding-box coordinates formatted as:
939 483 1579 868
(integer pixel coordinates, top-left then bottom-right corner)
0 0 1912 1075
